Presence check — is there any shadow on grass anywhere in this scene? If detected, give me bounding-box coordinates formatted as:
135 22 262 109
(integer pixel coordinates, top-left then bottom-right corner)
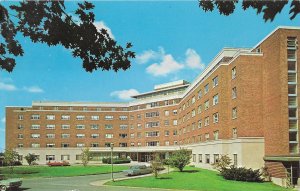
156 177 172 180
181 170 199 173
17 171 39 175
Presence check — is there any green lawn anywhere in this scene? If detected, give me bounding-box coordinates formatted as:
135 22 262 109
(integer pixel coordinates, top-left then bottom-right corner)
0 165 128 179
107 167 291 191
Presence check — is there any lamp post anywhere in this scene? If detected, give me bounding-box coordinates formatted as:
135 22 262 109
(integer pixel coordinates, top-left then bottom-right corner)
110 143 114 182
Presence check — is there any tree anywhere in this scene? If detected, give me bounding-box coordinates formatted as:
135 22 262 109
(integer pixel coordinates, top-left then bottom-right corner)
151 153 163 178
169 149 191 172
198 1 300 22
211 154 232 172
3 149 19 173
81 147 91 167
0 1 135 73
24 153 38 165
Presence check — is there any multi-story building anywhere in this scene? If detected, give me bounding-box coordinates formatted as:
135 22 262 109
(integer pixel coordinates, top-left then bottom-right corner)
5 26 300 186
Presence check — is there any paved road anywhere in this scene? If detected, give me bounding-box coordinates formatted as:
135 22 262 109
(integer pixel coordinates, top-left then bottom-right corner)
15 172 171 191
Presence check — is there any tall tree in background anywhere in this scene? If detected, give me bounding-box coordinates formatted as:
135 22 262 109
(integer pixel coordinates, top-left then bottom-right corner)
199 0 300 22
0 1 135 73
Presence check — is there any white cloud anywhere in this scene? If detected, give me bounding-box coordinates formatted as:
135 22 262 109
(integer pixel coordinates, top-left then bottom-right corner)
0 82 17 91
136 47 165 64
23 86 44 93
1 117 5 123
94 21 115 39
185 48 205 70
146 54 184 77
110 89 140 100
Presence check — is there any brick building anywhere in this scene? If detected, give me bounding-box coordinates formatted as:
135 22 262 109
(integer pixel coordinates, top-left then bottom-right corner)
5 26 300 186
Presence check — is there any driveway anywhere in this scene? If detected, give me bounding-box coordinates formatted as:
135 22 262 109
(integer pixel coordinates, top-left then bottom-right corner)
17 172 172 191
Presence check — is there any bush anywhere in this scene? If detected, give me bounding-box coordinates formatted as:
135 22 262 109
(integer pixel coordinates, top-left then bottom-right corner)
102 158 131 164
220 166 262 182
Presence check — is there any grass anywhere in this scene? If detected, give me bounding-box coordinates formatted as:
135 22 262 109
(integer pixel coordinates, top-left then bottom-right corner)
107 167 292 191
0 165 128 179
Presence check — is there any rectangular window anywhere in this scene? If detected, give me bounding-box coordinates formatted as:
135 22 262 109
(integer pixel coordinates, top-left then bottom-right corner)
214 154 220 163
165 130 170 136
91 134 99 138
137 132 142 138
76 125 85 129
173 110 178 115
105 116 114 120
213 131 219 140
46 155 55 161
198 90 202 99
46 124 55 129
18 124 24 130
137 123 142 129
146 141 159 146
197 105 202 114
61 143 69 148
173 120 178 126
120 125 128 130
193 154 196 162
46 143 55 148
164 120 169 126
105 134 113 139
119 116 128 120
204 84 209 94
105 124 113 129
192 110 196 117
233 154 238 167
205 133 209 141
90 124 99 129
76 143 85 148
18 144 23 148
91 115 100 120
46 115 55 120
173 130 178 135
204 116 209 126
232 87 237 99
61 155 70 160
31 124 40 130
213 113 219 123
119 133 127 138
137 114 141 119
146 122 159 128
165 110 169 116
232 67 236 79
31 143 40 148
31 114 40 120
46 134 55 139
61 134 70 138
232 107 237 119
76 115 85 120
61 125 70 129
145 131 159 137
213 76 219 87
130 133 135 138
192 96 196 104
205 154 210 164
61 115 70 120
91 143 99 147
18 134 23 139
213 94 219 105
198 154 202 163
198 120 202 128
145 112 159 118
18 115 24 120
233 128 237 139
76 134 85 138
205 100 209 110
31 134 40 139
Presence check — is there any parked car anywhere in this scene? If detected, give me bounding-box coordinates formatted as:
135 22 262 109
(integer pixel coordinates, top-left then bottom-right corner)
123 165 152 176
0 174 22 191
47 161 70 167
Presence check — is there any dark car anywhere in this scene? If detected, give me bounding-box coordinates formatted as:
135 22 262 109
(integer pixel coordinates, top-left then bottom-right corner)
123 165 152 176
0 174 22 191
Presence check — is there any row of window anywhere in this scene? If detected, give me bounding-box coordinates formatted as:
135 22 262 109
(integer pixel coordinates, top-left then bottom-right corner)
19 115 128 121
192 153 237 166
19 124 128 130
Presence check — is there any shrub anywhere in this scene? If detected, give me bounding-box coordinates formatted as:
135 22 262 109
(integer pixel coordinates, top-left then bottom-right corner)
212 155 232 172
102 158 131 164
169 149 191 172
220 166 262 182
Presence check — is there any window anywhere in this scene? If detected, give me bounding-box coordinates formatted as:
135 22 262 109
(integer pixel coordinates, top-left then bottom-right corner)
233 154 238 167
174 141 178 145
46 155 55 161
213 131 219 140
198 120 202 128
76 115 85 120
61 115 70 120
54 106 59 110
31 114 40 120
232 107 237 119
232 87 237 99
197 105 202 114
61 125 70 129
18 144 23 148
205 133 210 141
173 110 178 115
76 134 85 138
91 124 99 129
214 154 220 163
205 100 209 110
192 110 196 117
165 110 169 116
192 96 196 104
205 154 210 164
145 131 159 137
17 134 23 139
198 154 202 163
137 123 142 129
119 116 128 120
76 143 85 148
213 113 219 123
17 124 24 130
83 107 87 111
173 120 178 126
204 84 209 94
119 133 127 138
46 143 55 148
91 134 99 138
173 130 178 135
120 125 128 130
130 142 135 147
61 143 69 148
193 154 196 162
213 94 219 105
232 67 236 79
146 122 159 128
130 115 134 120
165 130 170 136
31 134 40 138
46 115 55 120
46 124 55 129
105 124 113 129
46 134 55 139
213 76 218 87
204 117 209 126
150 102 159 108
105 134 113 139
105 116 113 120
146 141 159 146
31 124 40 130
137 132 142 138
119 143 127 147
164 120 169 126
233 128 237 139
165 141 170 146
18 115 24 120
137 114 141 119
76 125 85 129
91 115 99 120
61 134 70 138
130 133 135 138
145 112 159 118
61 155 70 160
198 90 202 99
31 143 40 148
76 155 82 160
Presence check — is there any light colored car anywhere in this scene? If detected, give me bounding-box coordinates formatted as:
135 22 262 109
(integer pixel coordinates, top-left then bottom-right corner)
123 165 152 176
0 174 22 191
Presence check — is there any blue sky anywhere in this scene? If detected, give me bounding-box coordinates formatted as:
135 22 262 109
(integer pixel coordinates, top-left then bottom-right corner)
0 1 298 151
